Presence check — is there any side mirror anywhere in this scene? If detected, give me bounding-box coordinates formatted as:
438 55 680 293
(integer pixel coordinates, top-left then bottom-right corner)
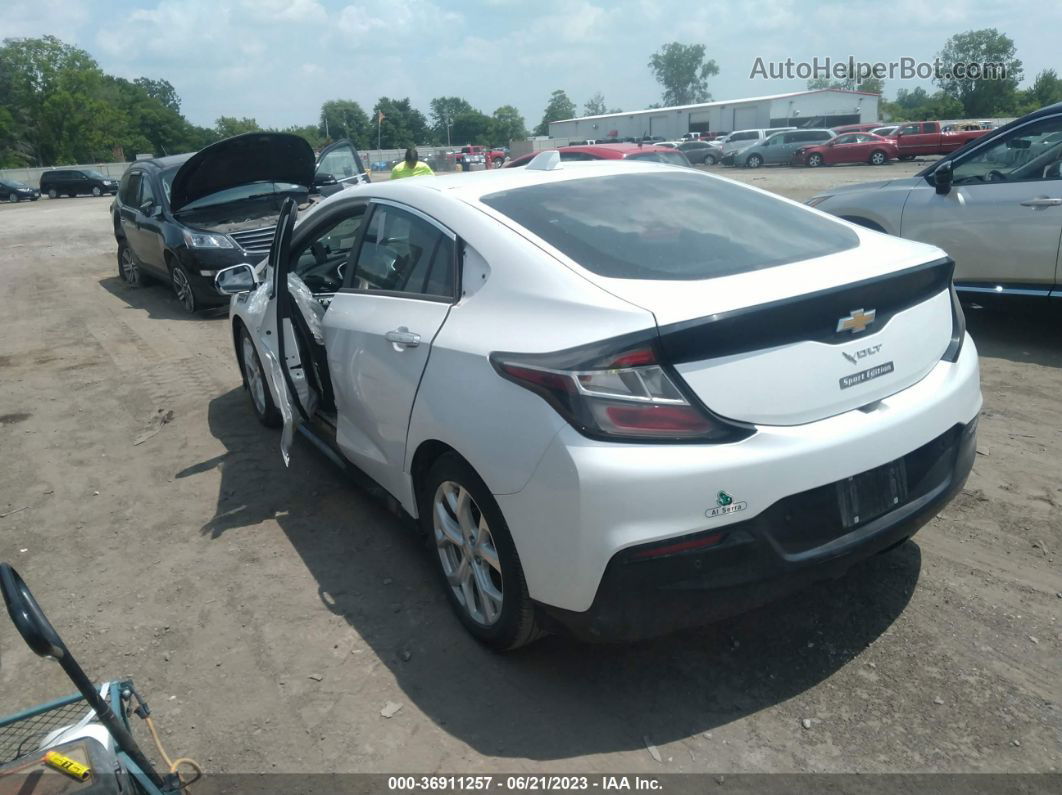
0 563 66 659
314 172 338 188
215 263 258 295
933 161 954 195
140 200 159 217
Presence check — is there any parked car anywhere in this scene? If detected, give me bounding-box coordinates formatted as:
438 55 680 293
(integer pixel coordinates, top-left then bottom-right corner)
718 127 797 164
111 133 366 313
676 140 722 165
505 143 691 168
795 132 898 167
215 154 980 649
888 121 990 159
806 102 1062 300
39 168 118 199
734 129 836 168
0 177 40 202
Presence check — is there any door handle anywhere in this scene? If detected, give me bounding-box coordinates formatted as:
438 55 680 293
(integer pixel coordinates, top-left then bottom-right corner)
385 328 420 348
1019 197 1062 208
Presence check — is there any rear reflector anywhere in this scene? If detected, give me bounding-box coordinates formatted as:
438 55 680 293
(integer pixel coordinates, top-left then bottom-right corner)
632 532 725 560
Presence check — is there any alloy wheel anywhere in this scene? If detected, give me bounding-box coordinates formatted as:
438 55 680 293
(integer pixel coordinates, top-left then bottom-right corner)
871 151 886 165
433 481 504 626
808 154 823 167
7 193 17 203
92 186 102 197
171 267 195 312
747 155 762 168
241 336 267 417
48 189 57 199
120 247 140 285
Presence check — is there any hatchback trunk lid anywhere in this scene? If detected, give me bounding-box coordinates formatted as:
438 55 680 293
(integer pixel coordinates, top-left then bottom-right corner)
169 132 315 213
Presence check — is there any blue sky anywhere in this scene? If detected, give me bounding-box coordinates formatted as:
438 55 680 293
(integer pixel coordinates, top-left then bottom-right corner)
2 0 1058 129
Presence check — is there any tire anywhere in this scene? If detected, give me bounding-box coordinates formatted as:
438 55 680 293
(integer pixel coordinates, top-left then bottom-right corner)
91 186 102 197
7 192 18 203
237 325 282 427
703 153 718 165
420 453 543 651
117 240 144 286
170 262 197 313
47 188 58 199
898 154 915 161
869 150 888 165
745 154 763 168
806 153 824 168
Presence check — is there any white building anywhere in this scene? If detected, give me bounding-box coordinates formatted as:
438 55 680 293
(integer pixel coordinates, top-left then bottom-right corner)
547 89 881 141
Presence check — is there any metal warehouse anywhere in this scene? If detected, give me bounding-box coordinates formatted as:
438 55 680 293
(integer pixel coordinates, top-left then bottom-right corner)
547 89 881 140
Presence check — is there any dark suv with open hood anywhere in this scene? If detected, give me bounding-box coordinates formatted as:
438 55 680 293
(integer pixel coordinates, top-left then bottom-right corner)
111 133 367 312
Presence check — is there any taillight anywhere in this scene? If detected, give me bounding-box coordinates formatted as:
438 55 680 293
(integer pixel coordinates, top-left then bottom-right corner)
942 284 966 362
491 336 749 443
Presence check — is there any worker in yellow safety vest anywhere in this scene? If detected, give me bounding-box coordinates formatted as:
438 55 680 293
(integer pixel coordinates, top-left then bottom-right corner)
390 147 434 179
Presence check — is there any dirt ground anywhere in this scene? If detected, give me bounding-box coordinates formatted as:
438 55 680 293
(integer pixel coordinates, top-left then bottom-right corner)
0 164 1058 780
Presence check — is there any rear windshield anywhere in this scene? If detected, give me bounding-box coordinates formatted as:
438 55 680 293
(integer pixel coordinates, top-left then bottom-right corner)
480 172 859 281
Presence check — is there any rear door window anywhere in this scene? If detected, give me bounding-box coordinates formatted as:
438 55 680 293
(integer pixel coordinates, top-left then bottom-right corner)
119 172 142 205
481 172 858 281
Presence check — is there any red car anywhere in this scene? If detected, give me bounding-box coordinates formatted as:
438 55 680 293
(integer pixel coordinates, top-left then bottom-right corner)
794 132 898 167
506 143 691 168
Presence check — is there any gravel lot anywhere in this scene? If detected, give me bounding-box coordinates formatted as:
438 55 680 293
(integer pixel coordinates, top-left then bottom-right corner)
0 166 1058 781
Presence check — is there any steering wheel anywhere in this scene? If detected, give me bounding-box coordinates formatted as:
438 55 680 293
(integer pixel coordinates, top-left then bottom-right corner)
986 170 1008 182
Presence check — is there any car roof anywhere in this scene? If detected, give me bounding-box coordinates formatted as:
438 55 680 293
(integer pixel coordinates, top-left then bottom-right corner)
560 143 679 157
131 153 195 171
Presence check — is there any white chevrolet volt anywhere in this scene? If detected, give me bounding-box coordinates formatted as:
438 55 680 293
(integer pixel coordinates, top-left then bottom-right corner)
217 151 982 649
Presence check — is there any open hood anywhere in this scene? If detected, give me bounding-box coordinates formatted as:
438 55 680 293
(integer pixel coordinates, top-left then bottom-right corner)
169 132 315 212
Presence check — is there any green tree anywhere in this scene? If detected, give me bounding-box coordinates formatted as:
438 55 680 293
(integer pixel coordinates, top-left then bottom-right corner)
214 116 261 138
1017 68 1062 114
883 87 964 121
935 29 1022 116
583 92 607 116
429 96 474 145
648 42 719 106
372 97 430 149
319 99 370 147
133 77 180 112
491 105 527 146
534 89 576 136
450 110 493 146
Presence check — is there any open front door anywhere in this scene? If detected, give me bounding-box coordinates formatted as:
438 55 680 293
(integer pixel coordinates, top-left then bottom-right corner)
315 139 371 195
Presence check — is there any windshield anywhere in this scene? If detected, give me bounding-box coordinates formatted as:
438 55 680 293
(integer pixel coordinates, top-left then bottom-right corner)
176 181 307 212
626 150 689 166
3 179 30 189
481 172 858 281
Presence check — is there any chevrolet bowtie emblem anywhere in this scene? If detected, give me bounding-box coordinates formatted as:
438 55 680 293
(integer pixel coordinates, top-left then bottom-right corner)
836 308 876 334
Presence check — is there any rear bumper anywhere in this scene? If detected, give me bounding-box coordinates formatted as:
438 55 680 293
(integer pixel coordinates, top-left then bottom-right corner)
538 418 976 642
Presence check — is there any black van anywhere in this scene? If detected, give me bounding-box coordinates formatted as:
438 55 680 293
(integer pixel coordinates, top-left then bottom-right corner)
39 168 119 199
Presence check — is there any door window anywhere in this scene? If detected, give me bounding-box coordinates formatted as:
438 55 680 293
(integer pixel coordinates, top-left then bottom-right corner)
317 145 362 181
292 207 367 294
952 116 1062 185
139 177 157 211
898 124 920 136
833 134 858 145
350 205 454 299
119 172 142 206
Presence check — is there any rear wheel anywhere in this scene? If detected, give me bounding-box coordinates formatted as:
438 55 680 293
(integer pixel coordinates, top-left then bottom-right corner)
47 188 58 199
170 263 197 313
745 154 763 168
806 153 824 168
869 150 887 165
703 153 718 165
117 241 143 286
7 192 18 203
238 325 281 427
91 186 102 197
420 453 542 651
